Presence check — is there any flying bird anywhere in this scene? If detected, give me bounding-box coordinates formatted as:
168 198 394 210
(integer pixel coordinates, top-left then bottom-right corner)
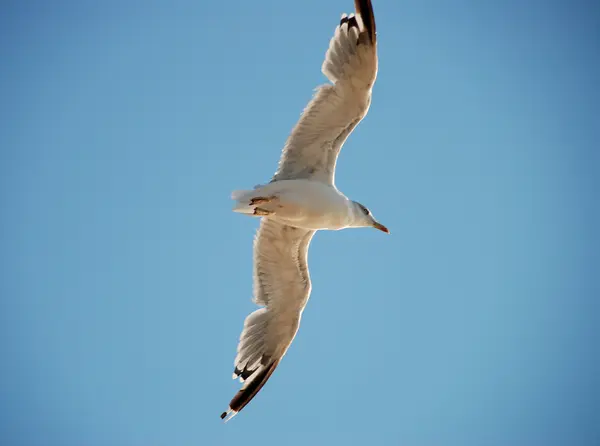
222 0 385 421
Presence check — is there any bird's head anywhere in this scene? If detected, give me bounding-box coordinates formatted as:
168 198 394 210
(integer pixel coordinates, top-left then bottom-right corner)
350 201 389 234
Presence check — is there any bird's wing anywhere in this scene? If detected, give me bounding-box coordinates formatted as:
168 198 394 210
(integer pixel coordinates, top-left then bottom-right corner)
220 219 315 421
272 0 378 185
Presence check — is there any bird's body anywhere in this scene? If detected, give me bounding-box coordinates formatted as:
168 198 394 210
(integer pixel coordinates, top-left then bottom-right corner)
221 0 387 422
232 179 355 230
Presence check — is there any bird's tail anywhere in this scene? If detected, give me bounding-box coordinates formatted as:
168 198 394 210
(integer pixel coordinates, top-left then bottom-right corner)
231 189 254 213
231 186 268 214
231 189 252 201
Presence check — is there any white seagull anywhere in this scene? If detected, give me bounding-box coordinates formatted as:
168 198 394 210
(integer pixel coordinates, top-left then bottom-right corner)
222 0 386 421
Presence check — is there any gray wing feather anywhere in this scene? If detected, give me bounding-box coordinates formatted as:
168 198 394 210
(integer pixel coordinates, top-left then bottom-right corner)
221 220 315 420
272 0 378 185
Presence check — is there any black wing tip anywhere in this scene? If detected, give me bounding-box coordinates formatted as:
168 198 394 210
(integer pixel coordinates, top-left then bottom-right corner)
354 0 376 43
224 359 281 419
340 14 359 30
233 365 256 381
220 408 238 422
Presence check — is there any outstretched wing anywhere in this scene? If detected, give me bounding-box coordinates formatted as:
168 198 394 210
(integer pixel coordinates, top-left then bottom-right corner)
220 219 315 421
272 0 378 185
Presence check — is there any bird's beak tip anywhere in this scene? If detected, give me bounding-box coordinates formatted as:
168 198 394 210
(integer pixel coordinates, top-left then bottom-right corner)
373 222 390 234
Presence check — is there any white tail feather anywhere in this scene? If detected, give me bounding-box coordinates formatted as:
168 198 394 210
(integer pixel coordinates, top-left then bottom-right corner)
231 189 253 201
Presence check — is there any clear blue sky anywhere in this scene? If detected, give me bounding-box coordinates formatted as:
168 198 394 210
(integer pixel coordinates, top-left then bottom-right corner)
1 0 598 445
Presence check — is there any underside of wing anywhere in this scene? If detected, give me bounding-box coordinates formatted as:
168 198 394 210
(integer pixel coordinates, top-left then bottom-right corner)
221 220 315 421
272 0 378 185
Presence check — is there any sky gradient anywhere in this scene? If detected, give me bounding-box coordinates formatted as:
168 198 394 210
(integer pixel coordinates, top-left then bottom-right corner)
1 0 599 445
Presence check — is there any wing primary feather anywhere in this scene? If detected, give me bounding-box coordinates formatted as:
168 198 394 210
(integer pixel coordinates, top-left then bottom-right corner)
221 359 281 422
354 0 376 44
340 13 358 31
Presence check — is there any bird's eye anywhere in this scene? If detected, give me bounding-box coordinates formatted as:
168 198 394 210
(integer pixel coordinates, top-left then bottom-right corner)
359 204 370 215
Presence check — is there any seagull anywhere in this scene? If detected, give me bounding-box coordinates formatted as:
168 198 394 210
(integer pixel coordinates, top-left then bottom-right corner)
221 0 386 422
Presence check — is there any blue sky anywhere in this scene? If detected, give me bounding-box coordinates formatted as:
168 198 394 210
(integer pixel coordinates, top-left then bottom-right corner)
1 0 598 445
